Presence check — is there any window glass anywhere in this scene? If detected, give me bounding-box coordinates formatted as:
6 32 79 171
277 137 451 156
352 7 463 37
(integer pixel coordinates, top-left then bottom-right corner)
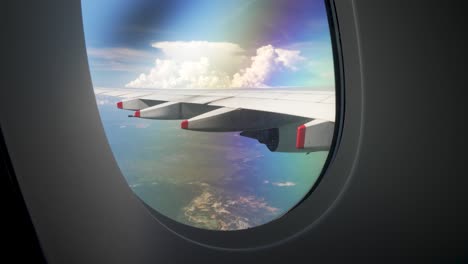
82 0 335 230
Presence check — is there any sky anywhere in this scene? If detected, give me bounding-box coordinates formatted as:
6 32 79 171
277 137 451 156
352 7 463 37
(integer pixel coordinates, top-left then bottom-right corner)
81 0 334 89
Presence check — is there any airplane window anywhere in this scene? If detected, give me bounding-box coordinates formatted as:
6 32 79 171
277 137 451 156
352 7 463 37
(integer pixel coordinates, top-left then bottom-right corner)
82 0 336 230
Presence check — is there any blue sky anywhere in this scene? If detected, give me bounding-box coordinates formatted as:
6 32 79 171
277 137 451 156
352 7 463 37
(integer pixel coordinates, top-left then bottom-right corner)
82 0 334 88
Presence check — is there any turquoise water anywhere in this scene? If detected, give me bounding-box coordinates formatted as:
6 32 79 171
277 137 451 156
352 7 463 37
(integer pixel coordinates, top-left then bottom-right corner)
97 95 328 230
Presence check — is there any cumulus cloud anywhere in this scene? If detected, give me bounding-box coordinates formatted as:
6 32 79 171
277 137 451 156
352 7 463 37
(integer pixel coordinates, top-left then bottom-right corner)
125 41 305 89
231 45 304 87
152 41 246 74
126 57 232 88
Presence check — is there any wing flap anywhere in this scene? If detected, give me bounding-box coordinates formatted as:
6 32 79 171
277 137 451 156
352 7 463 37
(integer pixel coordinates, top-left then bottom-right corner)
208 97 334 121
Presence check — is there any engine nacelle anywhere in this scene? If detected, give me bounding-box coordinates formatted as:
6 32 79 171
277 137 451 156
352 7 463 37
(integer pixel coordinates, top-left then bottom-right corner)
240 120 334 153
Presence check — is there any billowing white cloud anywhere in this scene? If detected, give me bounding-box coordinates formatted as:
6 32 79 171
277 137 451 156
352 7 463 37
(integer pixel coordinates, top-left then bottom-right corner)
152 41 247 75
125 41 305 89
126 57 232 88
231 45 305 88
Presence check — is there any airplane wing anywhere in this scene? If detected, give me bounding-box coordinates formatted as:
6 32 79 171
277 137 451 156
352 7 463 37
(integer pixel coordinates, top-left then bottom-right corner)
94 87 336 153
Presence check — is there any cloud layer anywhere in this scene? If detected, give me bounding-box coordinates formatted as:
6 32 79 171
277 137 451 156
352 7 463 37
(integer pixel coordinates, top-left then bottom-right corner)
271 181 296 187
125 41 305 89
87 47 154 72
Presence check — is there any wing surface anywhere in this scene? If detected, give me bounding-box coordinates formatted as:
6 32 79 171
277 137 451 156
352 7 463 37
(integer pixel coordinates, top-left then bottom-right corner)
94 87 335 121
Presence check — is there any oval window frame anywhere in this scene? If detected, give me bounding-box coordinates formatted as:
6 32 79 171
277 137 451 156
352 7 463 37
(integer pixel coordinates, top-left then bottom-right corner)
104 0 365 250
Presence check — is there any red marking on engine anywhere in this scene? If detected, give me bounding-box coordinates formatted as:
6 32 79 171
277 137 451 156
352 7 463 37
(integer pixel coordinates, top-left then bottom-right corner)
134 110 140 118
117 101 123 109
296 125 306 149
